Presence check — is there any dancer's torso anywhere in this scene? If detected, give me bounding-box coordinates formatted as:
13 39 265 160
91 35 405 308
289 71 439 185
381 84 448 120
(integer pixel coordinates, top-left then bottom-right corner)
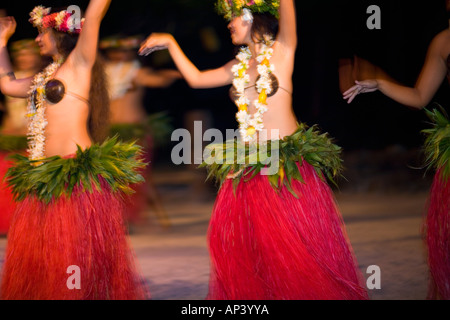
109 89 147 124
41 61 92 158
106 60 147 124
232 41 298 141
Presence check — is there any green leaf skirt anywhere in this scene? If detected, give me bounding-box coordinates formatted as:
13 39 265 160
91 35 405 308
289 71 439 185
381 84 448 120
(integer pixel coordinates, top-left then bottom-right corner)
200 123 343 196
5 136 146 203
422 107 450 179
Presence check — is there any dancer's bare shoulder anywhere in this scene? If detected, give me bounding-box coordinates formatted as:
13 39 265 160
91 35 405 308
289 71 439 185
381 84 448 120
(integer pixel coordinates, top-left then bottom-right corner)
431 28 450 59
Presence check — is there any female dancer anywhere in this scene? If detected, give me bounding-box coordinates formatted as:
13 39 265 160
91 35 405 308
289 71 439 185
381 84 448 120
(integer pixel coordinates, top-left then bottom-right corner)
0 1 147 299
343 27 450 299
140 0 368 299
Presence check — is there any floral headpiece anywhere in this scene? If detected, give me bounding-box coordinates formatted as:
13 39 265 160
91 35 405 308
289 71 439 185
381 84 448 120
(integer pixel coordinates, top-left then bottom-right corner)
215 0 280 21
29 6 84 34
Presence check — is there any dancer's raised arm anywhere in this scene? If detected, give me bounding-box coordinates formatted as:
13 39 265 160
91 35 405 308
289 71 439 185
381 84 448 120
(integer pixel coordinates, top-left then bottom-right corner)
70 0 111 68
139 33 235 89
277 0 297 51
0 17 33 98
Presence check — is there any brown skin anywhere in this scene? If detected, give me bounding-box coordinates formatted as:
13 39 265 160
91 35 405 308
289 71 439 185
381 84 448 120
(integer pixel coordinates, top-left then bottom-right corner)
139 0 298 140
0 0 111 157
343 28 450 108
104 48 180 124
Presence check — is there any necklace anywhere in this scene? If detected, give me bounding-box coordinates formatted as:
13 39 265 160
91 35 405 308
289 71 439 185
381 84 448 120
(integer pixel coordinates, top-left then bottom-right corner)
232 37 274 143
26 59 63 164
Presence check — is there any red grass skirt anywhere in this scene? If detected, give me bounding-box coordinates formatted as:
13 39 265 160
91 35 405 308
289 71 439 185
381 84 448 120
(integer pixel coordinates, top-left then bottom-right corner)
0 152 16 235
0 177 148 300
425 168 450 300
207 161 368 300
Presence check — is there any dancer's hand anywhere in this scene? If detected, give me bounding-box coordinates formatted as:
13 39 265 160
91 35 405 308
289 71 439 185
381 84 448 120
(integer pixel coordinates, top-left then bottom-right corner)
343 80 379 103
0 17 16 46
139 33 173 56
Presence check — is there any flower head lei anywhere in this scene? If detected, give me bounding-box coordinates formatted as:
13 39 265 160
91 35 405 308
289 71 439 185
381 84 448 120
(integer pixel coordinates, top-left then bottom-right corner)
29 6 84 34
215 0 280 21
233 34 275 143
26 58 64 165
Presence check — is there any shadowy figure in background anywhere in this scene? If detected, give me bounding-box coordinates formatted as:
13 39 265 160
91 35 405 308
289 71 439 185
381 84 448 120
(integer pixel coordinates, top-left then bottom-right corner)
100 34 181 228
1 39 43 135
0 39 42 236
343 4 450 299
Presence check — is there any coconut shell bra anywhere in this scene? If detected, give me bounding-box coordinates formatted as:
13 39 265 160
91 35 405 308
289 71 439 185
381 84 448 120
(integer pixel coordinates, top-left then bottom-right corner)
229 73 291 101
32 79 89 105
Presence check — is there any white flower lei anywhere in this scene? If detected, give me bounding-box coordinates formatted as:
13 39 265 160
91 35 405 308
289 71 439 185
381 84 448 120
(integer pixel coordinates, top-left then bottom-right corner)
26 59 63 164
232 37 275 143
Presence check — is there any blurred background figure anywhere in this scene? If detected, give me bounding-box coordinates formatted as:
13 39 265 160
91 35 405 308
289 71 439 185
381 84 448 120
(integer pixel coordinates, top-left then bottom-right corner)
100 34 181 229
342 0 450 300
0 38 43 236
1 39 43 135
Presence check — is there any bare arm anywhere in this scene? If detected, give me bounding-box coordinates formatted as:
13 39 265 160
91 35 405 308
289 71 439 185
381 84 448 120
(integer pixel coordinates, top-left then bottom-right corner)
344 30 449 109
139 33 235 89
0 17 33 98
69 0 111 68
277 0 297 51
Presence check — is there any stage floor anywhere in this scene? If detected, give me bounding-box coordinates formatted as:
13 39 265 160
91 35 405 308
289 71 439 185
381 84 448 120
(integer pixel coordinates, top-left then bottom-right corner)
0 163 431 300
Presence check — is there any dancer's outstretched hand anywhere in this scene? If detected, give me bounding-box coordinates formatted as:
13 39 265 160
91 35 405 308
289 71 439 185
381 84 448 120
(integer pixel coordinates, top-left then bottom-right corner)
139 33 173 56
343 80 379 104
0 17 17 46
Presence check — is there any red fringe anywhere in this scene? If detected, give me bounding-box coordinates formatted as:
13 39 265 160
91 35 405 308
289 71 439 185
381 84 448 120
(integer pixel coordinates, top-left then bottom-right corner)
207 161 368 300
0 177 148 300
425 168 450 300
0 152 16 235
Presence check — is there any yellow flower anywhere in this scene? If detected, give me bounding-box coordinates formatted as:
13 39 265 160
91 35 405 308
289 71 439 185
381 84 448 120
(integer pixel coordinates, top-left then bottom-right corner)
37 87 45 95
246 126 256 136
258 89 267 104
235 0 245 10
239 104 248 111
254 0 264 5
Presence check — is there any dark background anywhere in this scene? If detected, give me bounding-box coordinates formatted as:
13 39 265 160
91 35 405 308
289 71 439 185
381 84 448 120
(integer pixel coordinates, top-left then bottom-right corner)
1 0 449 153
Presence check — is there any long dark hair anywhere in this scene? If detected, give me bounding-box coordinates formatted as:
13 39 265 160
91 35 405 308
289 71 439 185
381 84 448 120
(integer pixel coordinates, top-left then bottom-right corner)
250 13 279 43
49 8 110 143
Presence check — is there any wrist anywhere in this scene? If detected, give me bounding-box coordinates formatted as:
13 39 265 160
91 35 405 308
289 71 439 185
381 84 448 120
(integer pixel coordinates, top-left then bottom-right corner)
0 71 15 80
166 34 176 49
